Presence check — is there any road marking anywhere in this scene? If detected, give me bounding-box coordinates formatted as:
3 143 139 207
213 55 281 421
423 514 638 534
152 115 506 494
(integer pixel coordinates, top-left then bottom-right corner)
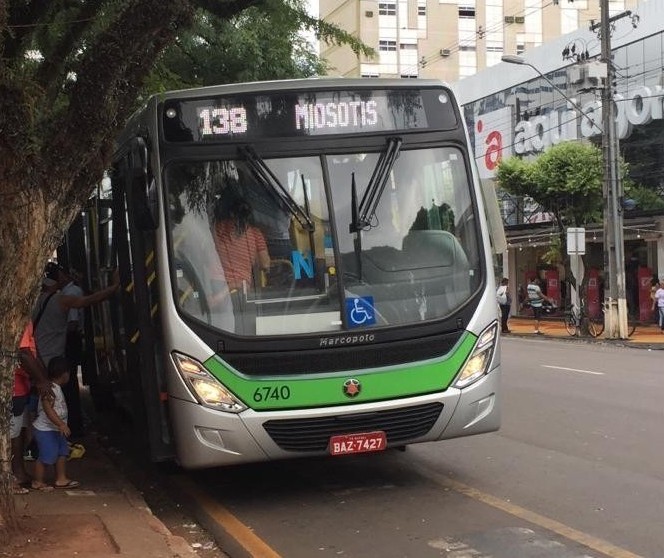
541 365 605 376
174 476 282 558
421 471 642 558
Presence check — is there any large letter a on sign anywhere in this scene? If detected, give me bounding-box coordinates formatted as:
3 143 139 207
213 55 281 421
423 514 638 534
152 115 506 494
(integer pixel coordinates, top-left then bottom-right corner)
473 107 512 179
484 130 503 171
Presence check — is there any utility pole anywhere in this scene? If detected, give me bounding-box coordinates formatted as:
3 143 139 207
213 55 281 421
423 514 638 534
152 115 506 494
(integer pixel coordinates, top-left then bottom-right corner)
591 1 631 338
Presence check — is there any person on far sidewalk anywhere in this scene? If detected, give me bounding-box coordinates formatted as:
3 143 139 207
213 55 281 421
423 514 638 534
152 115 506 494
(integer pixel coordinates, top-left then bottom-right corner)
652 279 664 332
496 277 511 333
527 277 554 335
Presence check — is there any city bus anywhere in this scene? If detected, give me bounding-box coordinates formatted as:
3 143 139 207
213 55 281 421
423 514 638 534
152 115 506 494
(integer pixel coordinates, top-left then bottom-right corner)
66 78 506 468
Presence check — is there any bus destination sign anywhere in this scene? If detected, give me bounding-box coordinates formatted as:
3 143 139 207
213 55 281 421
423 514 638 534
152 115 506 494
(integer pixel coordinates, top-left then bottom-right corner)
162 88 457 142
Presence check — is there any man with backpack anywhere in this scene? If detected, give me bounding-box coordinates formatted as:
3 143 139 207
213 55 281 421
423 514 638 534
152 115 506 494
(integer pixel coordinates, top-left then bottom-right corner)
32 263 120 436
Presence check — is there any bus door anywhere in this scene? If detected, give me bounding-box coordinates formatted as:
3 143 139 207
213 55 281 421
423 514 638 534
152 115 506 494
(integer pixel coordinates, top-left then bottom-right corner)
110 137 173 463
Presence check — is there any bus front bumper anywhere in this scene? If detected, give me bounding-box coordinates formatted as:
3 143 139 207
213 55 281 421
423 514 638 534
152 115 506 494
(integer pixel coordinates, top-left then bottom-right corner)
169 366 500 469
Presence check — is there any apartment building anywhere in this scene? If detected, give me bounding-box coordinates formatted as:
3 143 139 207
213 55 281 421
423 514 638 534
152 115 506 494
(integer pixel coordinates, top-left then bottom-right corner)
319 0 635 83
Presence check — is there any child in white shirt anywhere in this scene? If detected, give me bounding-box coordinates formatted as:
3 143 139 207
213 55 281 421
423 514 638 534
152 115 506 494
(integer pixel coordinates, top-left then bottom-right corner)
31 356 80 490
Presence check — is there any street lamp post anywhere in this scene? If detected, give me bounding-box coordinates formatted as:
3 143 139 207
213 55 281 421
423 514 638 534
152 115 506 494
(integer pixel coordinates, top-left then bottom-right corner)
501 52 628 339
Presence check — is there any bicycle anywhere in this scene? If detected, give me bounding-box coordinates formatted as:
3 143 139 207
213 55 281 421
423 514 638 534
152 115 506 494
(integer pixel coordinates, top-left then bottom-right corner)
564 299 604 338
591 303 637 338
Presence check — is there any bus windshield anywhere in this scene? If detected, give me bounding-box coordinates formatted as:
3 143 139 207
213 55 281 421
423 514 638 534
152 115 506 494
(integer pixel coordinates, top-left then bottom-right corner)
165 146 481 336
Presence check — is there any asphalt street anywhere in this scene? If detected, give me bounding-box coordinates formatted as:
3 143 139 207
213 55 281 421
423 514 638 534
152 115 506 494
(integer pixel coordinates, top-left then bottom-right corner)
168 336 664 558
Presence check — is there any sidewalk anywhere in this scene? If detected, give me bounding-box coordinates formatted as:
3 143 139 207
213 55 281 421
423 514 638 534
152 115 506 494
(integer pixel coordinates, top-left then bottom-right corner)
8 433 198 558
506 316 664 348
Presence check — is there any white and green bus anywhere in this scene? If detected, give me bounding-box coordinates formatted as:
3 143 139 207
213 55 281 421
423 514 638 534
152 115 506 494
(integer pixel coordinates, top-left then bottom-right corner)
70 78 505 468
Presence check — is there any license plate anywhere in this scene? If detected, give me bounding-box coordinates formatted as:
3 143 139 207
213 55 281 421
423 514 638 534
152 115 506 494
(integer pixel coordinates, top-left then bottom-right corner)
329 431 387 456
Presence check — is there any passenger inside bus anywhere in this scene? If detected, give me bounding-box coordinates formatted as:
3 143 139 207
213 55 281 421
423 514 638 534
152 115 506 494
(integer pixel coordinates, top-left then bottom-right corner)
251 183 294 261
169 190 235 330
212 188 271 292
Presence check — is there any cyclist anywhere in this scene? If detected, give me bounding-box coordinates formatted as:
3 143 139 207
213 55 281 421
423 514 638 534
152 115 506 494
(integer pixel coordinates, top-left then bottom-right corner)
527 277 555 335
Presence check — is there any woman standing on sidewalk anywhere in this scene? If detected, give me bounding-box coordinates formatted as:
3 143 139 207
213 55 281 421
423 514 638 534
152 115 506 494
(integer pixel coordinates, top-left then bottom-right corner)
496 278 511 333
652 279 664 332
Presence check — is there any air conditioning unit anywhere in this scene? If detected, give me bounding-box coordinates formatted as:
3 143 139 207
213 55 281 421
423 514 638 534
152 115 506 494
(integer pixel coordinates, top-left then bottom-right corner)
504 16 515 23
515 16 525 23
365 10 374 17
440 49 451 57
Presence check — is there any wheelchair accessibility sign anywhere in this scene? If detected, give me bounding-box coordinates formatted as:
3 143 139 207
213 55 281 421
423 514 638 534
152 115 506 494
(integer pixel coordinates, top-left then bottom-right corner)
345 296 376 328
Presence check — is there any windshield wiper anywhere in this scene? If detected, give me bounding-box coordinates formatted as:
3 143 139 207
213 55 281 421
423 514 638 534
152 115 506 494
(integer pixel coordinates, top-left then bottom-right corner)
349 172 363 279
350 137 402 233
239 145 314 232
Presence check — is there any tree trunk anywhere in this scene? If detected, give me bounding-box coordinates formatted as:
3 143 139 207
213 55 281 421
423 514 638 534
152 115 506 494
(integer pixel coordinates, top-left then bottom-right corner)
0 186 64 542
0 353 18 536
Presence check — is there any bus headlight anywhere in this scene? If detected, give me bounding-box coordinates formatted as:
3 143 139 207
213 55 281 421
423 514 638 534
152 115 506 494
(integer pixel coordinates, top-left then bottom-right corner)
454 323 497 389
172 352 247 413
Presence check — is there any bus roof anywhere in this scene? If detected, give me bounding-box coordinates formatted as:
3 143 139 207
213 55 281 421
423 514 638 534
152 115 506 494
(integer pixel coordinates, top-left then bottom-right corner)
149 77 453 102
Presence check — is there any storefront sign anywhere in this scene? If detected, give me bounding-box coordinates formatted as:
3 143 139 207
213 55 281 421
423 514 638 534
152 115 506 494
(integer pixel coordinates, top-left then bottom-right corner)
513 85 664 156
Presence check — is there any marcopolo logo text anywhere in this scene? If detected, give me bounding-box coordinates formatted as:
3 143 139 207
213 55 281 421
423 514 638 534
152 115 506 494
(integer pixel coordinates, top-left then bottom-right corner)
319 334 375 347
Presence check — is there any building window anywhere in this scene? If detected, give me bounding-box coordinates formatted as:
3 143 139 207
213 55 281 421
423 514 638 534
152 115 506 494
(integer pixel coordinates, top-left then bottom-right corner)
400 43 418 50
379 3 396 15
418 5 426 16
459 6 476 18
401 74 418 78
379 40 397 51
516 43 525 55
459 49 477 78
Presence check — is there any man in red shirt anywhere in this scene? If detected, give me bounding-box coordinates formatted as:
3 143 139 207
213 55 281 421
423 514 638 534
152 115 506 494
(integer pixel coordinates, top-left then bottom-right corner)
212 193 270 291
11 321 49 493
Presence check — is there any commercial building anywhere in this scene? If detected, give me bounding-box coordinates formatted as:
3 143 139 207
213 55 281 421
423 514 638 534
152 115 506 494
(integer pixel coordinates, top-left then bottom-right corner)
455 0 664 319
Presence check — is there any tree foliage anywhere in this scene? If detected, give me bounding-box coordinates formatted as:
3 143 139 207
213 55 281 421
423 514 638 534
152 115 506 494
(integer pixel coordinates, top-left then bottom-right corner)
142 0 374 95
496 140 664 227
0 0 369 538
495 141 606 294
496 141 605 228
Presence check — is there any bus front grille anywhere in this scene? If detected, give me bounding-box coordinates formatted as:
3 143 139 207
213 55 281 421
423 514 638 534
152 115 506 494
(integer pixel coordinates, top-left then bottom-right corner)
263 402 444 452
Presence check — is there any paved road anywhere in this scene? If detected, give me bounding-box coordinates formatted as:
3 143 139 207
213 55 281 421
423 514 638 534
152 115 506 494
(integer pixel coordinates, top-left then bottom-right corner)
421 337 664 557
171 337 664 558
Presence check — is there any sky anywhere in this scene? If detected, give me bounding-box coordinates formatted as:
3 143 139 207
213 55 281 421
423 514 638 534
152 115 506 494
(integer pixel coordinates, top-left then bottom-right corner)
303 0 320 53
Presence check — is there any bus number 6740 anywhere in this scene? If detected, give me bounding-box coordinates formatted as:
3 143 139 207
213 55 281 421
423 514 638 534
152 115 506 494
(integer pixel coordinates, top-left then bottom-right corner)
253 386 291 402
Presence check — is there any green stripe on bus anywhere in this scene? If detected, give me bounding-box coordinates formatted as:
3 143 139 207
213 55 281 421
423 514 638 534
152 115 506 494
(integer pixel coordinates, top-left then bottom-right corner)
204 332 476 411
